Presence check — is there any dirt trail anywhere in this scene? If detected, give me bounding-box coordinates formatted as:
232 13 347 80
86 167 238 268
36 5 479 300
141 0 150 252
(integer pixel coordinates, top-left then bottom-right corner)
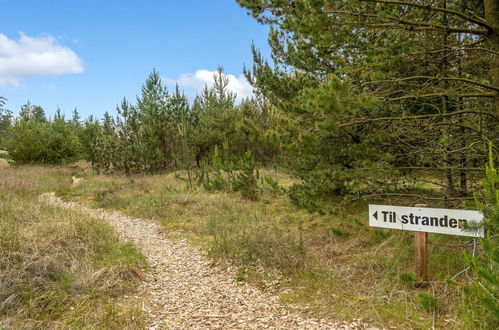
40 193 374 329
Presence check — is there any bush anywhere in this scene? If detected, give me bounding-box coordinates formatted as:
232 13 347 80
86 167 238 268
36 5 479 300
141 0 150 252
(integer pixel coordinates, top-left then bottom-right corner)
7 118 81 164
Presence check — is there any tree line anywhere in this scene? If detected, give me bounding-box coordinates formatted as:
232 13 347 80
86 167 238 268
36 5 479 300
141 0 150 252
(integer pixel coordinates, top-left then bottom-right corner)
0 1 497 204
0 69 279 177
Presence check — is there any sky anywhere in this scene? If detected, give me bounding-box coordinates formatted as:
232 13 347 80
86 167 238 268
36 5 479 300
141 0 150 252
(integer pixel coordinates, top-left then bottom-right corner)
0 0 271 118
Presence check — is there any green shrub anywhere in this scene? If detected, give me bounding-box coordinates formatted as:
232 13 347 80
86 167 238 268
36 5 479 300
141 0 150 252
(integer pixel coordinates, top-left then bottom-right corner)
232 151 261 201
7 118 81 164
419 292 438 312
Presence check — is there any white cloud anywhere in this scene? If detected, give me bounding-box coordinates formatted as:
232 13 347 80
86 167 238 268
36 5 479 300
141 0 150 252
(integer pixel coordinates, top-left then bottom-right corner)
0 32 84 86
164 69 254 102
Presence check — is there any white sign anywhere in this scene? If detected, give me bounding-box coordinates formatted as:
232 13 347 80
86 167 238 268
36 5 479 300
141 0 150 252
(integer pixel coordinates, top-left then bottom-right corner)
369 204 484 237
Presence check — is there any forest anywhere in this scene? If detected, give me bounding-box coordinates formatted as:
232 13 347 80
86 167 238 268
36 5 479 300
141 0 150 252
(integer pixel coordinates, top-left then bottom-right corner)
0 0 498 329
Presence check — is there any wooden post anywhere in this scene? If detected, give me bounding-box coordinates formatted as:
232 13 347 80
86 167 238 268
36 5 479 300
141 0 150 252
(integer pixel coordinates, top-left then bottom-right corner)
414 204 429 287
415 232 428 287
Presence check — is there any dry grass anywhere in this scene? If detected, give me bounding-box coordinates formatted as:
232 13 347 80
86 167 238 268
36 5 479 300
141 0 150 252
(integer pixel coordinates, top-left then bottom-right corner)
0 166 146 328
56 166 495 330
0 150 10 169
0 159 9 169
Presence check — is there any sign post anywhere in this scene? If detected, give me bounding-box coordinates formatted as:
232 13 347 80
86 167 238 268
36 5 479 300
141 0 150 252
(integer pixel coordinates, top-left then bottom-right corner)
413 204 428 287
414 232 428 286
369 204 484 287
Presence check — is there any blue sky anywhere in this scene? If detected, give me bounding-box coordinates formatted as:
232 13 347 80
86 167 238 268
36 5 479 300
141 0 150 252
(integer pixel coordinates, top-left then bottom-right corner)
0 0 270 118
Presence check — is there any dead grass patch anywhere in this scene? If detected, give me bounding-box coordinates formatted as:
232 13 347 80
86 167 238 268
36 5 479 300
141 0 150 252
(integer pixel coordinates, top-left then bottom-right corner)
0 159 9 169
0 176 37 193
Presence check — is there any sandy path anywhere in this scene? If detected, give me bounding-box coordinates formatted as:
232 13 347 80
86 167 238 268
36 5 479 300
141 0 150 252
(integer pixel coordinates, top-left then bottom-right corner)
40 193 373 329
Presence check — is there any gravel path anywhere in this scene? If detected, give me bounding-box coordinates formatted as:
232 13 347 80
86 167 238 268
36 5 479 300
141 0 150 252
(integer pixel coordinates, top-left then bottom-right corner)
40 193 375 330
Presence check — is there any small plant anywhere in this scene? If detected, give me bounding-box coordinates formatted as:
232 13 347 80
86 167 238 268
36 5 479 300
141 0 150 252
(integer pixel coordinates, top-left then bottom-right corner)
194 146 230 192
194 146 277 201
235 270 247 282
232 151 261 201
287 182 319 210
418 291 438 312
262 176 283 194
330 226 349 238
399 273 417 287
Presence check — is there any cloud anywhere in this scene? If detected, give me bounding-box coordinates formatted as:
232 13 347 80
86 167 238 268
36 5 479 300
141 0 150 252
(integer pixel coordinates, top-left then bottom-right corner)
164 69 253 101
0 32 84 86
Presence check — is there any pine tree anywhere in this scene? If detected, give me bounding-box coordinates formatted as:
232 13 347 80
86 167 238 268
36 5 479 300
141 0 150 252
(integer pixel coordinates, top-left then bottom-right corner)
136 69 173 171
46 111 81 163
169 84 192 165
170 84 190 121
7 106 81 164
80 115 103 168
238 0 499 201
191 67 240 164
115 98 142 174
0 97 12 149
19 102 47 122
233 151 261 201
92 111 119 173
54 107 64 121
72 108 81 126
469 145 499 321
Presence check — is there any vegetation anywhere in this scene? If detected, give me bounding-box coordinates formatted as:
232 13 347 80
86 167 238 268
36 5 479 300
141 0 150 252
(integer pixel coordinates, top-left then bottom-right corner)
55 166 496 329
468 145 499 320
0 165 146 328
7 105 82 164
238 0 499 203
82 68 278 175
1 0 498 328
0 97 12 150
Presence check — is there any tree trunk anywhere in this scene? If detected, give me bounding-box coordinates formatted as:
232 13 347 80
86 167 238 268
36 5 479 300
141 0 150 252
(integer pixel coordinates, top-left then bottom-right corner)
485 0 499 119
442 0 455 196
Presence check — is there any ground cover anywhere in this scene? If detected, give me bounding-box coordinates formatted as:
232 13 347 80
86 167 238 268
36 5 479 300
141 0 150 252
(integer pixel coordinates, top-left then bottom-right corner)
58 167 495 329
0 165 146 329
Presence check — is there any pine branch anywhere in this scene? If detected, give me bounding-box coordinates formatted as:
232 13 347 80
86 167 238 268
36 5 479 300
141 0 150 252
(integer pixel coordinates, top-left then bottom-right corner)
338 110 498 127
363 23 489 35
372 76 499 92
389 92 497 100
359 0 492 31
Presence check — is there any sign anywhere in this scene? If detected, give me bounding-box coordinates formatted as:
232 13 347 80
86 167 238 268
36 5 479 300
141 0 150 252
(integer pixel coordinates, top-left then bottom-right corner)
369 204 484 237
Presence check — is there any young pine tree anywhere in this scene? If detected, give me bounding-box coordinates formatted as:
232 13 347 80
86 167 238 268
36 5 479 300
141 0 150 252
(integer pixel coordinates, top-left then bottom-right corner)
0 97 12 149
137 70 173 171
469 145 499 322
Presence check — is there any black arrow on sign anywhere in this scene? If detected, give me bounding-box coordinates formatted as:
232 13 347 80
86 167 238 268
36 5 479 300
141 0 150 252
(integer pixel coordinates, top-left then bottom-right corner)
373 211 378 221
